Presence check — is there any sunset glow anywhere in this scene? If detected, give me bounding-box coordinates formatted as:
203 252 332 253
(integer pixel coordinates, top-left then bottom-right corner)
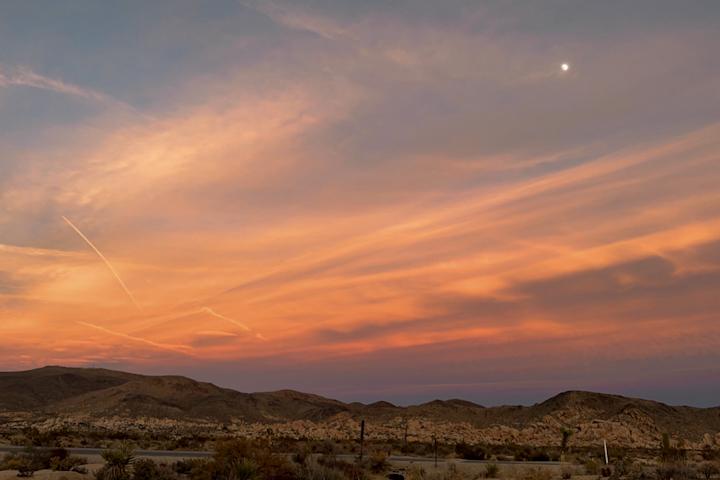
1 1 719 406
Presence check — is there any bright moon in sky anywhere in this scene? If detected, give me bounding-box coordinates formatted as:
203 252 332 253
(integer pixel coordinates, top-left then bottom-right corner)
561 63 570 71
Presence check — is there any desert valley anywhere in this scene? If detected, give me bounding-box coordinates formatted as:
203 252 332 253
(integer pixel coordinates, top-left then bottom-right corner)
0 367 719 479
2 0 720 479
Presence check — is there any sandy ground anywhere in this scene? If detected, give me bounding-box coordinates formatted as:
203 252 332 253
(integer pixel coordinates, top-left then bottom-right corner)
0 461 102 479
0 456 589 479
0 470 93 479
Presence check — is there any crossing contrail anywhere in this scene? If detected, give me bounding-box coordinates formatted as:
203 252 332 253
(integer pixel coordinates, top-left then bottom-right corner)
62 216 142 311
76 321 193 355
201 307 266 340
201 307 250 331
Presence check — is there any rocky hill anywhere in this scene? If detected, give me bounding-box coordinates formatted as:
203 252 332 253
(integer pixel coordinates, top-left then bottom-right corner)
1 366 719 449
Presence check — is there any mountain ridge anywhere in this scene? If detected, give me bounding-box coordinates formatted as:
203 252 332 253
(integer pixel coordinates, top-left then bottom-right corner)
1 366 719 448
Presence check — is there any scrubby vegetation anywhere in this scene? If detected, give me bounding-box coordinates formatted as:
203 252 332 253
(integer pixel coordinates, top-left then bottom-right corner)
1 435 719 480
0 447 87 477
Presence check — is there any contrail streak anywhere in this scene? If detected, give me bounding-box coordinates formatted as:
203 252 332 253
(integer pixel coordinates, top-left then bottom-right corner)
201 307 250 331
76 321 193 355
201 307 267 340
62 216 142 311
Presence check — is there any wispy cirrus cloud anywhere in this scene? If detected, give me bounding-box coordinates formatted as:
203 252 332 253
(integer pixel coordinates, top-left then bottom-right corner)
0 63 126 108
243 0 348 39
1 0 719 404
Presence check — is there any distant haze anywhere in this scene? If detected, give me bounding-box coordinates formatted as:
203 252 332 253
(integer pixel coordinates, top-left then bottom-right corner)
1 1 719 406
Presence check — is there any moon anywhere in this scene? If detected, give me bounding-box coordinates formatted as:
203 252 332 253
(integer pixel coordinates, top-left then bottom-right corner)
561 63 570 72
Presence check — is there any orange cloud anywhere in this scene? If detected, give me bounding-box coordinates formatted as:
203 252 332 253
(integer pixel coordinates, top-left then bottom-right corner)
1 4 719 405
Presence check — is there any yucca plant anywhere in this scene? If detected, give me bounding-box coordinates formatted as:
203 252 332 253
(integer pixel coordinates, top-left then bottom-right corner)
225 458 259 480
95 443 135 480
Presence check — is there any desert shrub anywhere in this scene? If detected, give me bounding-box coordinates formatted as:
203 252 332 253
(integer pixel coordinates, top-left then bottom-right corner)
584 459 600 475
514 448 551 462
298 457 344 480
485 463 500 478
446 463 466 480
700 462 720 480
21 427 54 447
701 447 719 462
132 458 179 480
406 465 427 480
627 463 649 480
316 455 367 480
318 440 337 457
184 459 215 480
0 452 24 471
455 443 486 460
407 442 434 457
16 455 37 478
369 451 389 473
611 457 634 479
51 455 87 473
206 439 296 480
561 467 573 479
292 444 312 465
174 458 210 476
0 447 76 475
520 467 553 480
132 458 158 480
417 463 466 480
656 463 696 480
530 452 551 462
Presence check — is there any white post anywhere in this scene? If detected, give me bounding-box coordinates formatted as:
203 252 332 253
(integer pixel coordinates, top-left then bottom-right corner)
603 440 609 465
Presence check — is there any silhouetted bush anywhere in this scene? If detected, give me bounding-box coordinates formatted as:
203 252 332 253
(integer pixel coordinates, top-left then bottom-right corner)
656 463 696 480
701 447 719 461
132 458 179 480
51 454 87 473
0 451 32 472
405 465 426 480
584 459 600 475
485 463 500 478
189 439 295 480
700 462 720 480
0 446 86 476
298 457 344 480
173 458 210 476
514 447 551 462
455 443 486 460
520 467 553 480
367 451 389 473
317 455 368 480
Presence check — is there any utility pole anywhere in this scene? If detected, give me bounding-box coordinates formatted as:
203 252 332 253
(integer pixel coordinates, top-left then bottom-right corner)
403 418 408 448
359 419 365 461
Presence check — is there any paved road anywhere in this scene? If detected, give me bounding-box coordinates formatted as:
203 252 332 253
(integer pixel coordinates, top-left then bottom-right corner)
0 446 561 466
337 454 562 466
0 446 211 458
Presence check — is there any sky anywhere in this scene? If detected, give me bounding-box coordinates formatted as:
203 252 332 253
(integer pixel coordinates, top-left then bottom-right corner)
1 0 719 407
